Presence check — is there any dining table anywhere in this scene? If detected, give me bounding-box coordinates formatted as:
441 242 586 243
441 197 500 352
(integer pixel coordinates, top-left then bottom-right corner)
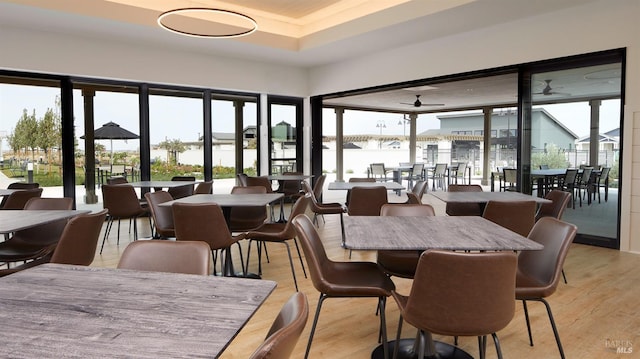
121 180 198 189
531 168 568 197
343 215 543 359
328 181 405 191
430 190 551 207
267 174 312 222
0 210 90 234
160 193 284 277
0 263 276 358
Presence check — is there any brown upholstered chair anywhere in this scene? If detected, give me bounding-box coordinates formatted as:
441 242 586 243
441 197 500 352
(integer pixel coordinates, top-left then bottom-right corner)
237 173 249 187
249 292 309 359
117 240 212 275
391 250 517 359
291 214 395 359
245 195 310 291
405 180 428 204
245 175 278 220
144 191 175 239
482 200 537 237
0 188 43 209
301 181 346 242
0 182 39 208
516 217 577 359
172 202 246 276
276 172 304 202
100 184 150 254
345 177 376 206
0 197 74 265
106 176 128 184
446 184 484 216
194 180 213 194
376 203 436 279
229 186 269 232
0 209 108 277
535 189 572 222
347 185 388 216
311 174 327 203
167 175 195 199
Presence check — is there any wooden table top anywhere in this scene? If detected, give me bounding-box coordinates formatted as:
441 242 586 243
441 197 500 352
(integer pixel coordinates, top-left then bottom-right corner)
0 210 90 234
160 193 284 207
0 264 276 358
267 174 313 181
328 181 404 190
343 216 543 251
430 191 551 204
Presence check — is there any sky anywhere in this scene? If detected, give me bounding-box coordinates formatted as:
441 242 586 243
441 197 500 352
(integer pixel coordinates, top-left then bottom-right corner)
0 83 622 154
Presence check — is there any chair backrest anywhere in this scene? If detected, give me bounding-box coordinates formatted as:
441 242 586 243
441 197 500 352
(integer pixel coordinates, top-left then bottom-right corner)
411 163 424 177
291 214 334 293
563 168 578 187
7 182 40 189
1 188 43 209
144 191 175 237
194 180 213 194
410 180 428 200
246 176 275 193
404 250 517 336
536 189 572 222
237 173 249 187
50 209 108 265
598 167 611 184
172 202 237 250
279 195 311 238
370 163 386 177
229 186 268 232
347 186 388 216
445 184 484 216
249 292 309 359
503 168 517 184
278 172 303 195
101 184 144 217
381 203 435 217
579 167 593 185
518 217 577 297
24 197 73 210
117 240 212 275
433 163 447 176
348 177 376 183
482 200 537 237
312 174 327 202
455 162 466 176
8 197 75 247
168 176 196 199
106 176 128 185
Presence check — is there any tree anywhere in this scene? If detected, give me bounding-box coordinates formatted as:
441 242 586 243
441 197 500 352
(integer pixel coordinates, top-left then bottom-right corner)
9 109 38 159
158 138 186 165
37 107 61 170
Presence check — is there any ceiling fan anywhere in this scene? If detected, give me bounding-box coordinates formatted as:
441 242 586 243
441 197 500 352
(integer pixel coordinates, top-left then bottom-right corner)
400 95 444 107
533 79 571 96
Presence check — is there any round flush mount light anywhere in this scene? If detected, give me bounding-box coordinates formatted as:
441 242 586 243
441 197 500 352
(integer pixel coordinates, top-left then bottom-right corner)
157 8 258 38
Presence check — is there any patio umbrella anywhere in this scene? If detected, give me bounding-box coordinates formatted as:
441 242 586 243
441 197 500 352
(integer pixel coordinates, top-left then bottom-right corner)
81 121 139 165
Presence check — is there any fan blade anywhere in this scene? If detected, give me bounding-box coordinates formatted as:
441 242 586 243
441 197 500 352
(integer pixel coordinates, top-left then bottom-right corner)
419 103 445 106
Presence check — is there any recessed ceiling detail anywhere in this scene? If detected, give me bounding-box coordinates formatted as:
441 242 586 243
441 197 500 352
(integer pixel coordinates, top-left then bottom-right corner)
157 8 258 38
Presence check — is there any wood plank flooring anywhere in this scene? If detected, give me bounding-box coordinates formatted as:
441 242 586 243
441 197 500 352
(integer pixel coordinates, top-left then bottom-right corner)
91 203 640 359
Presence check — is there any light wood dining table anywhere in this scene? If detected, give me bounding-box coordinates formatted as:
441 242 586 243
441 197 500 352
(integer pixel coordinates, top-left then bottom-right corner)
343 215 542 359
0 263 277 358
429 190 551 205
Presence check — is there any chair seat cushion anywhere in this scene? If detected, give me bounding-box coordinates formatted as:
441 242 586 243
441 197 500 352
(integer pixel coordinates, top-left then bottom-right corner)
319 261 395 296
515 271 557 298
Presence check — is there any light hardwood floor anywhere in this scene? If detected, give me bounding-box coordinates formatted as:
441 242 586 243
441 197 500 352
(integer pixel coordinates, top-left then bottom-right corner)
92 202 640 359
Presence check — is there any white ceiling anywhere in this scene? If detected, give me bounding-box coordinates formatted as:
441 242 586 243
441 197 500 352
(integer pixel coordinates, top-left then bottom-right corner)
0 0 620 112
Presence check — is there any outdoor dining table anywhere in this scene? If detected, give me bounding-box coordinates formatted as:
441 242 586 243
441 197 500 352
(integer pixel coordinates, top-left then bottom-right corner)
430 190 551 210
0 210 90 234
327 181 405 191
122 180 198 188
0 263 276 358
531 168 568 197
160 193 284 277
343 215 542 359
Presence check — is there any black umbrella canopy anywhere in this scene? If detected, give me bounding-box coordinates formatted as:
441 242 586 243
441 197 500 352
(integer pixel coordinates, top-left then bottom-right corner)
90 121 139 140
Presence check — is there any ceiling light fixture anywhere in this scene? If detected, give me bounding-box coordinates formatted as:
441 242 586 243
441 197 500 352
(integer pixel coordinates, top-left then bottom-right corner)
157 8 258 39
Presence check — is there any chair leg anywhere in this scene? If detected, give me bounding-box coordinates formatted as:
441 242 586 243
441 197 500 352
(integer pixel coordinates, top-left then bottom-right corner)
562 269 568 284
305 294 327 359
393 315 404 359
491 333 504 359
522 300 534 346
292 238 307 278
478 335 486 359
99 217 114 254
538 298 566 359
339 212 346 247
282 241 299 291
235 242 245 275
378 296 390 359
